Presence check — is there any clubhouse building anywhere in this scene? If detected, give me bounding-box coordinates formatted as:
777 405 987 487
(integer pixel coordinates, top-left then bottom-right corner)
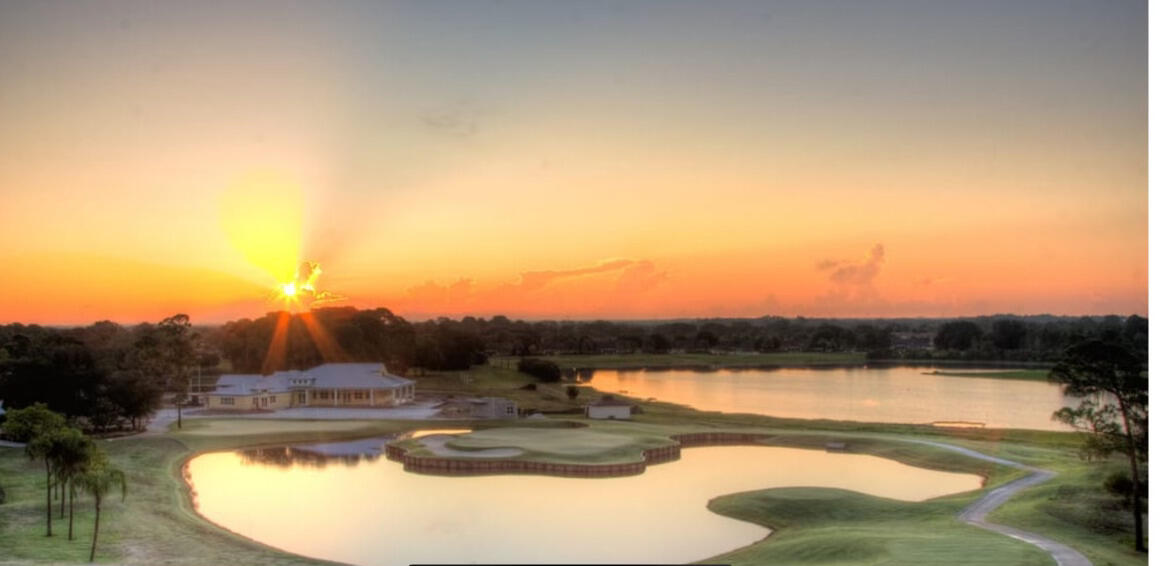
203 363 416 411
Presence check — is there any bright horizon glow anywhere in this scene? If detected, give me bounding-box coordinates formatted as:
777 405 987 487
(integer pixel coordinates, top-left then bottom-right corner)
0 1 1146 325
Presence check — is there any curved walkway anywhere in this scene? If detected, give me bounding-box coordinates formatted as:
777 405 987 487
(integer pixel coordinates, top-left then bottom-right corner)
908 439 1093 566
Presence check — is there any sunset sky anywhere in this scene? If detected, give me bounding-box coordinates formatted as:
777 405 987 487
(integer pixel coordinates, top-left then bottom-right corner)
0 0 1146 324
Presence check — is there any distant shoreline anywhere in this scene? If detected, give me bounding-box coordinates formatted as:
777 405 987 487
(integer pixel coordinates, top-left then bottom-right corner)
494 353 1053 377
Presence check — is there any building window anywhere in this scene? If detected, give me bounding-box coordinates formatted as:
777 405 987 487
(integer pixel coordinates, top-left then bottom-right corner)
221 398 234 406
506 406 515 414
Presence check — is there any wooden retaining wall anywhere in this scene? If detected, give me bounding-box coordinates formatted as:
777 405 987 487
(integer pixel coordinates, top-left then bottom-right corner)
385 431 770 478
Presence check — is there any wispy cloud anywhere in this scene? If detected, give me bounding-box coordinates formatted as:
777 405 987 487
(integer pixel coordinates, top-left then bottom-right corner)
396 258 666 317
420 100 487 138
812 243 887 311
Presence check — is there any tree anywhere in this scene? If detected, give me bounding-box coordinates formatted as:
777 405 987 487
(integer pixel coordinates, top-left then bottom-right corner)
990 319 1027 350
808 325 855 352
47 427 94 540
517 358 562 383
4 403 66 536
933 321 983 351
1050 340 1148 552
157 315 195 429
646 333 671 354
75 451 127 563
693 330 719 351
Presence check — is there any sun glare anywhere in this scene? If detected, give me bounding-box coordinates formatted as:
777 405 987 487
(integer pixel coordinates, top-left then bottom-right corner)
281 282 297 298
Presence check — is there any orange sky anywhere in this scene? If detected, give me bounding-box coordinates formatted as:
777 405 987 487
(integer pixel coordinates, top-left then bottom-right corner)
0 1 1146 324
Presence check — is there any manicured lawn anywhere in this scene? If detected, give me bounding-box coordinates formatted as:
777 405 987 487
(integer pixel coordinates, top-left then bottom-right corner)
0 438 337 565
988 460 1147 566
705 487 1052 566
492 351 867 370
927 369 1051 381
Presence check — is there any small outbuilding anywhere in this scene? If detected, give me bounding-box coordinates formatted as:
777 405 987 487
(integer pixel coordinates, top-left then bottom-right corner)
585 396 633 420
469 397 518 419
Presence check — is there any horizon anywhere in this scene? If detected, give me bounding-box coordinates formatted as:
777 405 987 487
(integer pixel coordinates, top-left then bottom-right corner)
0 0 1146 324
3 308 1145 329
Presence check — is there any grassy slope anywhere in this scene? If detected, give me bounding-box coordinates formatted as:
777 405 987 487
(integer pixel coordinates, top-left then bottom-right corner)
987 459 1147 566
927 369 1050 381
705 488 1051 566
494 351 867 370
0 439 335 566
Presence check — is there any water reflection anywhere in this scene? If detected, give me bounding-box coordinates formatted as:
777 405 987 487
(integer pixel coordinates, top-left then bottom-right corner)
189 445 982 566
240 446 382 468
589 366 1078 430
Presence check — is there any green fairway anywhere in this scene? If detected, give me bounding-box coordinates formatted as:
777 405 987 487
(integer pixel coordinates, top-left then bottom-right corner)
493 351 868 370
926 369 1051 381
704 487 1052 566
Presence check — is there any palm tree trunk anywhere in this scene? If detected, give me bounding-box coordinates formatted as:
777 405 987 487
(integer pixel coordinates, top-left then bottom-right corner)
68 483 75 541
88 499 101 562
44 460 52 537
59 477 66 519
1116 395 1146 552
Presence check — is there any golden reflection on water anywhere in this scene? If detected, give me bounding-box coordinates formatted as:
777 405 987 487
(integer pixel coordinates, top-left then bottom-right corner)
589 367 1076 430
400 428 473 439
189 445 981 566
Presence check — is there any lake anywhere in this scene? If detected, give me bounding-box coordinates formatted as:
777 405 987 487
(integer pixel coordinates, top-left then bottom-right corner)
588 366 1076 431
189 444 981 566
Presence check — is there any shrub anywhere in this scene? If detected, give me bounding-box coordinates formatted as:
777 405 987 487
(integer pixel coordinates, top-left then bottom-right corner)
518 358 562 383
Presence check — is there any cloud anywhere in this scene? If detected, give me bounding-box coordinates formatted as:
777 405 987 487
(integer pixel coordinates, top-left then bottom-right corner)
420 100 486 138
516 259 635 292
823 243 885 286
613 260 667 295
394 259 667 317
403 278 476 307
811 243 886 310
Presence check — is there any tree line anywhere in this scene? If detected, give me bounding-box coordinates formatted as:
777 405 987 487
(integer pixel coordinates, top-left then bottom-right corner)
0 315 205 432
1 310 1146 424
207 310 1144 371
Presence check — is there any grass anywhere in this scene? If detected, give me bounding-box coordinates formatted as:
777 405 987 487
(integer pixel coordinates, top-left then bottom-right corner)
926 369 1050 381
704 487 1052 566
0 363 1145 565
987 459 1147 566
414 363 587 412
492 351 868 370
0 439 337 565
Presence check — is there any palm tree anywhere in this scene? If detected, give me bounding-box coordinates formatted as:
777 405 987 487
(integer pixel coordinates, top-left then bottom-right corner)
75 456 127 562
7 403 67 537
47 429 94 541
24 433 56 537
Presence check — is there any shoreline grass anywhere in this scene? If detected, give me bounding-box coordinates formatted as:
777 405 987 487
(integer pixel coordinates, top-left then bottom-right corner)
924 369 1050 381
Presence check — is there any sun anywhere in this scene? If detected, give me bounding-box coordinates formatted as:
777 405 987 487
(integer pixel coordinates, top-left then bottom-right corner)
280 282 297 298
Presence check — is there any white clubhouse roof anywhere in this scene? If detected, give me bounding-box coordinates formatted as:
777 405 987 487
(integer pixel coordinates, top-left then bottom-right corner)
210 363 413 397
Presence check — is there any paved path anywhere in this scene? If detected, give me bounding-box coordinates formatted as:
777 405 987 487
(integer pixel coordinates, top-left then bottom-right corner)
0 439 25 448
907 439 1093 566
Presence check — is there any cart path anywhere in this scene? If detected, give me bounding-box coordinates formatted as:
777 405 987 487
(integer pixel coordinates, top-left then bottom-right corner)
908 439 1093 566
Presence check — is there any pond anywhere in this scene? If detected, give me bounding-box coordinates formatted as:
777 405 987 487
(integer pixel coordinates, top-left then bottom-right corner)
588 366 1077 431
188 443 982 566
